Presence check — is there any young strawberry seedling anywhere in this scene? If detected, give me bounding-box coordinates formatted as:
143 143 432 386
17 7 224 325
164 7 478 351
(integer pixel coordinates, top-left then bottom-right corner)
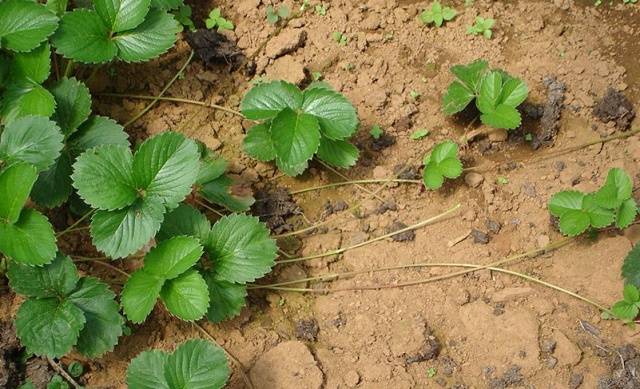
206 7 234 31
420 1 457 28
422 140 463 190
370 124 384 139
467 16 495 39
266 5 291 25
332 31 349 46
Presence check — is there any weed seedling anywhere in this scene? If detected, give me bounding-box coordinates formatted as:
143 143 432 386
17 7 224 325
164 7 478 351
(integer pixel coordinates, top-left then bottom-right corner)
173 4 196 31
420 1 457 27
410 90 421 101
206 8 234 30
422 140 463 190
312 71 323 81
332 31 348 46
411 129 430 140
427 367 438 378
370 125 384 139
267 5 291 24
315 3 328 16
467 16 495 39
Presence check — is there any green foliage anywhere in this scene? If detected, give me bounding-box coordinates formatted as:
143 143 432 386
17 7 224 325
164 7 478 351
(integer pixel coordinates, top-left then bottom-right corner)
442 60 528 130
622 243 640 288
422 140 463 190
172 4 195 31
467 16 495 39
611 284 640 324
0 0 59 53
315 3 327 15
266 5 290 25
332 31 348 46
205 8 234 31
47 375 69 389
370 125 383 139
127 339 229 389
420 1 457 27
241 81 359 175
67 361 84 378
8 254 123 358
411 129 430 140
548 168 638 236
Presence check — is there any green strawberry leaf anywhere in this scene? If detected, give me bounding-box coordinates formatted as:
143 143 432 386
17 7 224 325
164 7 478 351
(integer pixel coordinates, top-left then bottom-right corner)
442 81 475 115
121 270 164 323
199 175 255 213
143 236 203 280
46 0 69 16
72 144 137 211
113 8 181 63
151 0 182 10
204 276 247 323
480 104 522 129
422 140 462 190
10 42 51 84
611 300 639 321
623 284 640 303
316 137 359 168
205 215 277 283
164 340 229 389
301 85 359 140
595 168 633 209
0 162 38 224
94 0 151 33
499 77 528 107
420 1 456 27
450 59 488 93
548 190 584 217
243 122 276 162
7 253 78 298
582 194 615 228
160 270 209 321
16 298 85 357
271 108 321 176
622 243 640 288
196 150 227 184
0 0 59 53
127 350 170 389
50 77 92 136
476 70 502 113
52 9 118 64
67 115 129 155
31 152 74 208
0 82 56 123
0 209 57 266
90 196 164 259
0 115 64 172
558 209 591 237
240 81 303 120
616 198 638 229
157 204 211 243
68 277 124 357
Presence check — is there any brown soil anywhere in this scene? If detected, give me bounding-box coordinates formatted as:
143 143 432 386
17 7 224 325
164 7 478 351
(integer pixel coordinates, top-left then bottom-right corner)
3 0 640 388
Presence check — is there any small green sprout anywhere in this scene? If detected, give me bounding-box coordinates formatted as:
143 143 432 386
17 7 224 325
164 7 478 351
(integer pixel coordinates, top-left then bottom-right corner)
411 129 430 140
311 71 323 81
496 176 509 185
420 1 457 27
206 8 234 31
370 125 384 139
67 361 84 378
427 367 438 378
422 140 463 190
315 3 328 15
173 4 195 32
267 5 290 24
467 16 495 39
332 31 348 46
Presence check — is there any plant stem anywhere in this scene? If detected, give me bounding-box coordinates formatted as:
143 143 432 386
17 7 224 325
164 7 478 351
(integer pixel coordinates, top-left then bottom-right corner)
276 204 461 264
63 60 75 78
195 198 225 218
317 160 386 202
47 357 80 388
290 178 423 195
82 259 130 278
100 93 244 118
56 210 95 238
123 50 195 128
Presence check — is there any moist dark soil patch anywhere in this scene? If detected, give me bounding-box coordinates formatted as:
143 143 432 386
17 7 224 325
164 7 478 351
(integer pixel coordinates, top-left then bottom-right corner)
597 344 640 389
186 29 246 70
593 88 636 131
530 76 566 149
252 187 301 234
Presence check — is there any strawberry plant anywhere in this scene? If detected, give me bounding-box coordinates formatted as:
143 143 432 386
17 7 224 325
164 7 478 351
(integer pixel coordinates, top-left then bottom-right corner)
420 1 457 28
548 168 638 236
205 8 234 31
467 16 495 39
422 140 463 190
127 339 229 389
611 284 640 325
241 81 360 176
443 59 528 130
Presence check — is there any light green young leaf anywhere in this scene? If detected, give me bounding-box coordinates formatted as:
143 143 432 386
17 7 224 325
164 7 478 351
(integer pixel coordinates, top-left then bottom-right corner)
548 190 583 217
121 270 164 323
582 194 615 228
67 115 129 155
0 162 38 224
52 10 118 64
623 243 640 288
7 253 78 298
164 340 229 389
616 198 638 229
480 104 522 130
302 86 359 140
623 284 640 303
10 42 51 84
316 137 359 168
160 270 209 321
595 168 633 209
612 300 639 321
442 81 475 115
199 175 255 213
50 77 92 136
271 108 321 176
422 140 462 190
0 0 59 53
476 70 502 113
127 350 170 389
240 81 303 120
204 277 247 323
450 59 488 92
94 0 151 33
31 152 74 208
113 8 181 63
151 0 183 10
243 122 276 162
46 0 69 16
420 1 457 27
143 236 203 280
0 209 57 266
158 204 211 243
0 115 64 172
499 77 528 108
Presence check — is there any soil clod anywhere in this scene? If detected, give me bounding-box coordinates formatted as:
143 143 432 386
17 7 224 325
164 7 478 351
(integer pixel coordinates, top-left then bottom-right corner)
593 88 636 131
597 344 640 389
370 133 396 151
252 188 301 234
387 221 416 242
471 229 490 244
531 76 566 149
295 318 320 342
186 30 246 70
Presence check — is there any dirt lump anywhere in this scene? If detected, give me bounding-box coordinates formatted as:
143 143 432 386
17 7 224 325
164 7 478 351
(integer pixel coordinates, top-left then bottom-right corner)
252 187 301 234
185 30 246 70
593 88 636 131
531 76 566 149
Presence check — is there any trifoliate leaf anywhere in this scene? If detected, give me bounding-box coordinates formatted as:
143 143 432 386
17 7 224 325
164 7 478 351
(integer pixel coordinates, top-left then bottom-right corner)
196 151 227 184
617 198 637 229
499 77 528 107
595 168 633 209
68 277 124 357
612 300 639 321
243 122 276 162
52 9 118 64
67 115 129 155
199 175 255 213
7 253 78 298
91 197 165 259
316 137 359 168
113 8 181 63
420 1 457 27
31 152 74 208
422 140 462 190
94 0 151 33
204 277 247 323
582 194 615 228
442 81 475 115
480 104 522 130
0 82 56 123
240 81 303 120
10 42 51 84
0 0 59 53
0 209 57 266
450 59 488 93
0 162 38 224
157 204 211 243
271 108 321 176
160 270 209 321
127 350 170 389
549 191 615 236
50 77 92 136
132 132 200 208
301 86 359 140
72 145 136 211
622 243 640 288
205 215 277 283
476 70 502 113
121 270 164 323
164 340 229 389
0 116 64 172
143 236 203 280
16 298 85 357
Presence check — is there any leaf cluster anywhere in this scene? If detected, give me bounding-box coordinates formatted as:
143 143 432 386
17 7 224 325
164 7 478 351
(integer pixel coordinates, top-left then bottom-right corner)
467 16 495 39
420 1 457 27
610 284 640 324
206 8 234 31
442 59 528 130
241 81 360 176
422 140 463 190
548 168 638 237
266 5 291 25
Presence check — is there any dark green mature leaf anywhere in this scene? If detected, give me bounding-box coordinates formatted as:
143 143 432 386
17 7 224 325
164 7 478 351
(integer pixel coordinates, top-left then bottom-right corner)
31 152 73 208
52 10 118 64
240 81 303 120
143 236 203 280
316 137 359 168
205 215 277 283
442 81 474 115
68 277 124 357
160 270 209 321
164 340 229 389
50 77 92 136
132 132 199 208
16 298 85 357
623 243 640 288
10 42 51 83
95 0 151 33
0 162 38 224
157 204 211 243
121 270 164 323
205 277 247 323
7 253 78 298
113 8 181 63
0 116 64 172
127 350 170 389
243 122 276 162
302 86 358 140
0 82 56 123
271 108 321 176
46 0 69 16
72 145 136 211
91 197 165 259
0 0 59 53
0 209 57 266
151 0 183 10
67 115 129 155
199 175 255 213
